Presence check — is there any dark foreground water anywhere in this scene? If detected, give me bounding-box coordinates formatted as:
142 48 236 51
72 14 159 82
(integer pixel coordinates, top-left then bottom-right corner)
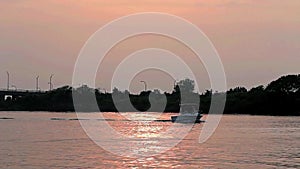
0 112 299 169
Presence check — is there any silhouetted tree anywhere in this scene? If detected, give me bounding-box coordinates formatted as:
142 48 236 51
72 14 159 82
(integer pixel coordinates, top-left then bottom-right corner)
266 75 300 93
177 78 195 93
0 75 299 115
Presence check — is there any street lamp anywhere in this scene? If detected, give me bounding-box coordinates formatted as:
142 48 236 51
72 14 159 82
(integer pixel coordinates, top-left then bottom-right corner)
49 74 54 91
36 76 39 91
6 71 9 91
140 81 147 91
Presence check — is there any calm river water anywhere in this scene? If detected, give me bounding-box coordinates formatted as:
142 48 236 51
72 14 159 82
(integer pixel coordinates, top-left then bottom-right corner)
0 112 299 169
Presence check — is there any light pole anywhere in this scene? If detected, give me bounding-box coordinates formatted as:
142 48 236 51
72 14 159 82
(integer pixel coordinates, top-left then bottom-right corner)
140 81 147 91
6 71 9 91
49 74 54 91
36 76 39 91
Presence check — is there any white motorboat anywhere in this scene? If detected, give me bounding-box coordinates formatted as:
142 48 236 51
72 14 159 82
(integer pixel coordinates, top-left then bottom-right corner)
171 103 202 123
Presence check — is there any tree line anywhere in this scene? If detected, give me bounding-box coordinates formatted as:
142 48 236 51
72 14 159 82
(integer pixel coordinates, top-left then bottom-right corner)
0 74 299 116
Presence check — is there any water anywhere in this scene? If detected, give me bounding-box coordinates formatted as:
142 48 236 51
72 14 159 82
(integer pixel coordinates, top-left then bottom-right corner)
0 112 299 168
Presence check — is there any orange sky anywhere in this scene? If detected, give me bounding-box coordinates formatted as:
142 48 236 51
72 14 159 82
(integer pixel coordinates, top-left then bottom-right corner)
0 0 299 92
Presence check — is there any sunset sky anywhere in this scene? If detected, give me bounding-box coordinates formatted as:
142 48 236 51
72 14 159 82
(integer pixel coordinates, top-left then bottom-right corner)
0 0 299 92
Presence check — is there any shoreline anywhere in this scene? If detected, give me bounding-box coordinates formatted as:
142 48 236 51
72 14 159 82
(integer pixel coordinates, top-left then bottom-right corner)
0 111 299 116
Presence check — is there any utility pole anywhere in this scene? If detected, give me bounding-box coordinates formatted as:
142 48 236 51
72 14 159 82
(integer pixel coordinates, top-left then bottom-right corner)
36 76 39 91
140 81 147 91
49 74 54 91
6 71 9 91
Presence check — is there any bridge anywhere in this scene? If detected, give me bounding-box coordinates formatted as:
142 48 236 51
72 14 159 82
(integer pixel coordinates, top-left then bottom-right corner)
0 89 47 101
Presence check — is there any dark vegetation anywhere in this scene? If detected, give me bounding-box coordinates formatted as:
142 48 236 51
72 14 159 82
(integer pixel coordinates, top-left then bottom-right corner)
0 74 299 116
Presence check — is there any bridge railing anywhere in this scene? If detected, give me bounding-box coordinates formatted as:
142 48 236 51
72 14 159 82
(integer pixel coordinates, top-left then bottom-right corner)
0 88 47 93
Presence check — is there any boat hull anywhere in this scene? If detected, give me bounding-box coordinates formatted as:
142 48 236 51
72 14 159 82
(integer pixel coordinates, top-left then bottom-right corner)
171 114 202 123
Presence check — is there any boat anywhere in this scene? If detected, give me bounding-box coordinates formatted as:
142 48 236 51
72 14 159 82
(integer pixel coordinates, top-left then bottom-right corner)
171 103 203 123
